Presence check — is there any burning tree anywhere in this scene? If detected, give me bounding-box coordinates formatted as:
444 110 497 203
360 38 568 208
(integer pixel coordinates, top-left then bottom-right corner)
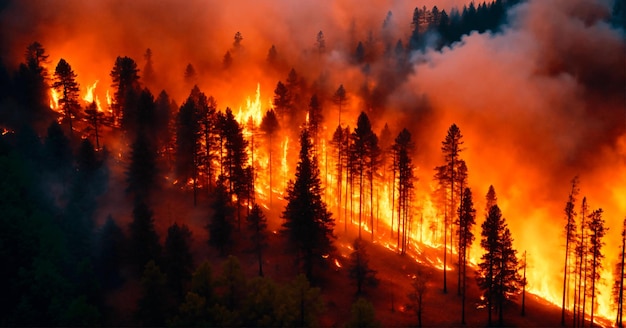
561 176 579 326
587 208 607 326
437 123 465 293
457 187 476 324
613 218 626 328
348 238 379 295
281 129 335 281
52 58 80 137
392 128 415 254
477 204 522 326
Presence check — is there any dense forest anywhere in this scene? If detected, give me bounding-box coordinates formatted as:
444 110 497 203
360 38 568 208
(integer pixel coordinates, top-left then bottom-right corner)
0 0 624 326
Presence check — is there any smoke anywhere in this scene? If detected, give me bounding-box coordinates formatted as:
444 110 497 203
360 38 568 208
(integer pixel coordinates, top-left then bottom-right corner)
1 0 624 317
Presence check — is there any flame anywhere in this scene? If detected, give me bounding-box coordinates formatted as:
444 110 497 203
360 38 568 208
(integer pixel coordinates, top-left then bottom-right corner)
82 80 103 112
49 88 60 111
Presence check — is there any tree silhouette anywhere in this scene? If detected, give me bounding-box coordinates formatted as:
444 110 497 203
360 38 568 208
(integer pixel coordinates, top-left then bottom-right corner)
613 218 625 327
281 129 335 281
438 123 464 293
457 187 475 324
95 215 126 290
346 298 380 328
561 176 579 326
52 58 80 138
392 128 415 254
348 238 379 294
126 132 158 201
84 101 104 149
266 44 278 66
574 196 590 326
307 94 323 152
208 180 235 256
164 223 193 302
129 198 161 275
315 30 326 55
143 48 155 86
110 56 140 127
135 260 168 326
333 84 346 126
260 109 279 207
587 208 607 326
246 204 268 276
184 63 196 86
477 205 522 326
407 268 430 328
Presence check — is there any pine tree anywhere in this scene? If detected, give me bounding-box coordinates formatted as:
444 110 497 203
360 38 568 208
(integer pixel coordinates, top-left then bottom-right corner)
407 268 430 328
260 109 279 207
52 58 80 138
129 199 161 275
346 298 381 328
477 205 522 326
164 223 194 302
438 123 464 293
126 132 158 201
135 260 168 326
613 218 626 327
350 112 378 239
207 180 235 256
110 56 140 127
333 84 347 126
561 176 579 326
587 208 607 326
281 129 335 281
348 238 379 295
457 187 476 324
392 128 415 254
247 204 268 276
84 101 104 149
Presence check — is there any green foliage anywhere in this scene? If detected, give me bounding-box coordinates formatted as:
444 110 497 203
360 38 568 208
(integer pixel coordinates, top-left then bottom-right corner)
136 260 168 326
345 298 380 328
282 129 335 280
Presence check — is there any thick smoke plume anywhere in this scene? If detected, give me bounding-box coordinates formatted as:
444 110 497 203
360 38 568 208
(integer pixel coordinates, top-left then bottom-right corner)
1 0 624 318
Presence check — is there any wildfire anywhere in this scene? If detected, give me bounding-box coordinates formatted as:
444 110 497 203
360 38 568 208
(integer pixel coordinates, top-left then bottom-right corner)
82 80 103 112
49 88 60 111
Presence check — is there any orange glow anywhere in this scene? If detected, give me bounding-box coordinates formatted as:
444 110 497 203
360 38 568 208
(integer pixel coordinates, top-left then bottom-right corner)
82 80 103 112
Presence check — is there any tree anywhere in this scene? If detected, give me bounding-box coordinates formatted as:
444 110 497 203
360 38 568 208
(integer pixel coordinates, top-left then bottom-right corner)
216 256 247 313
260 109 279 207
574 196 590 327
315 30 326 55
561 176 579 326
233 32 243 51
110 56 140 127
207 180 235 256
135 260 168 326
307 94 323 152
392 128 415 254
346 298 380 328
142 48 155 86
247 204 268 276
199 95 218 192
287 274 325 327
273 81 291 122
587 208 607 326
613 218 625 328
176 88 203 204
184 63 196 86
12 42 51 129
267 44 278 66
281 129 335 281
223 51 232 69
84 101 104 149
407 268 430 328
333 84 347 126
477 205 522 326
126 132 158 201
172 261 214 326
129 198 161 275
95 215 126 290
164 223 194 302
438 123 464 293
348 238 379 295
457 187 476 324
52 58 80 137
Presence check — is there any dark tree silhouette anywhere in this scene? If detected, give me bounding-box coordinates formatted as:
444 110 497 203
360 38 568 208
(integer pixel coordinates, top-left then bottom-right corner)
457 187 475 324
307 94 323 151
561 176 579 326
477 205 522 326
11 42 52 130
84 101 104 149
613 218 625 327
330 124 348 231
164 223 194 302
438 123 464 293
316 30 326 55
281 129 335 280
333 84 347 126
407 268 430 328
184 63 196 86
346 298 381 328
126 132 158 201
176 87 203 204
143 48 155 86
260 109 279 207
135 260 168 326
267 44 278 65
587 208 607 326
348 238 379 294
246 204 268 276
273 81 291 123
110 56 140 127
52 58 80 137
392 128 415 254
574 196 590 327
129 198 161 275
223 51 233 69
233 32 243 51
95 215 126 290
208 180 235 256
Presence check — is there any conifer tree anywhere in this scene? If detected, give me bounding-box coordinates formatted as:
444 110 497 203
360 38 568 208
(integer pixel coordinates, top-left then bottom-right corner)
561 176 579 326
110 56 140 126
281 129 335 280
164 223 194 302
587 208 607 326
207 180 235 256
129 199 161 275
53 58 80 137
348 238 379 294
457 187 476 324
247 204 268 276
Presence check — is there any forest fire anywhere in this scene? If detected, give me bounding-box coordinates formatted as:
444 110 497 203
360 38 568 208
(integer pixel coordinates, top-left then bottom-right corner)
0 0 623 326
